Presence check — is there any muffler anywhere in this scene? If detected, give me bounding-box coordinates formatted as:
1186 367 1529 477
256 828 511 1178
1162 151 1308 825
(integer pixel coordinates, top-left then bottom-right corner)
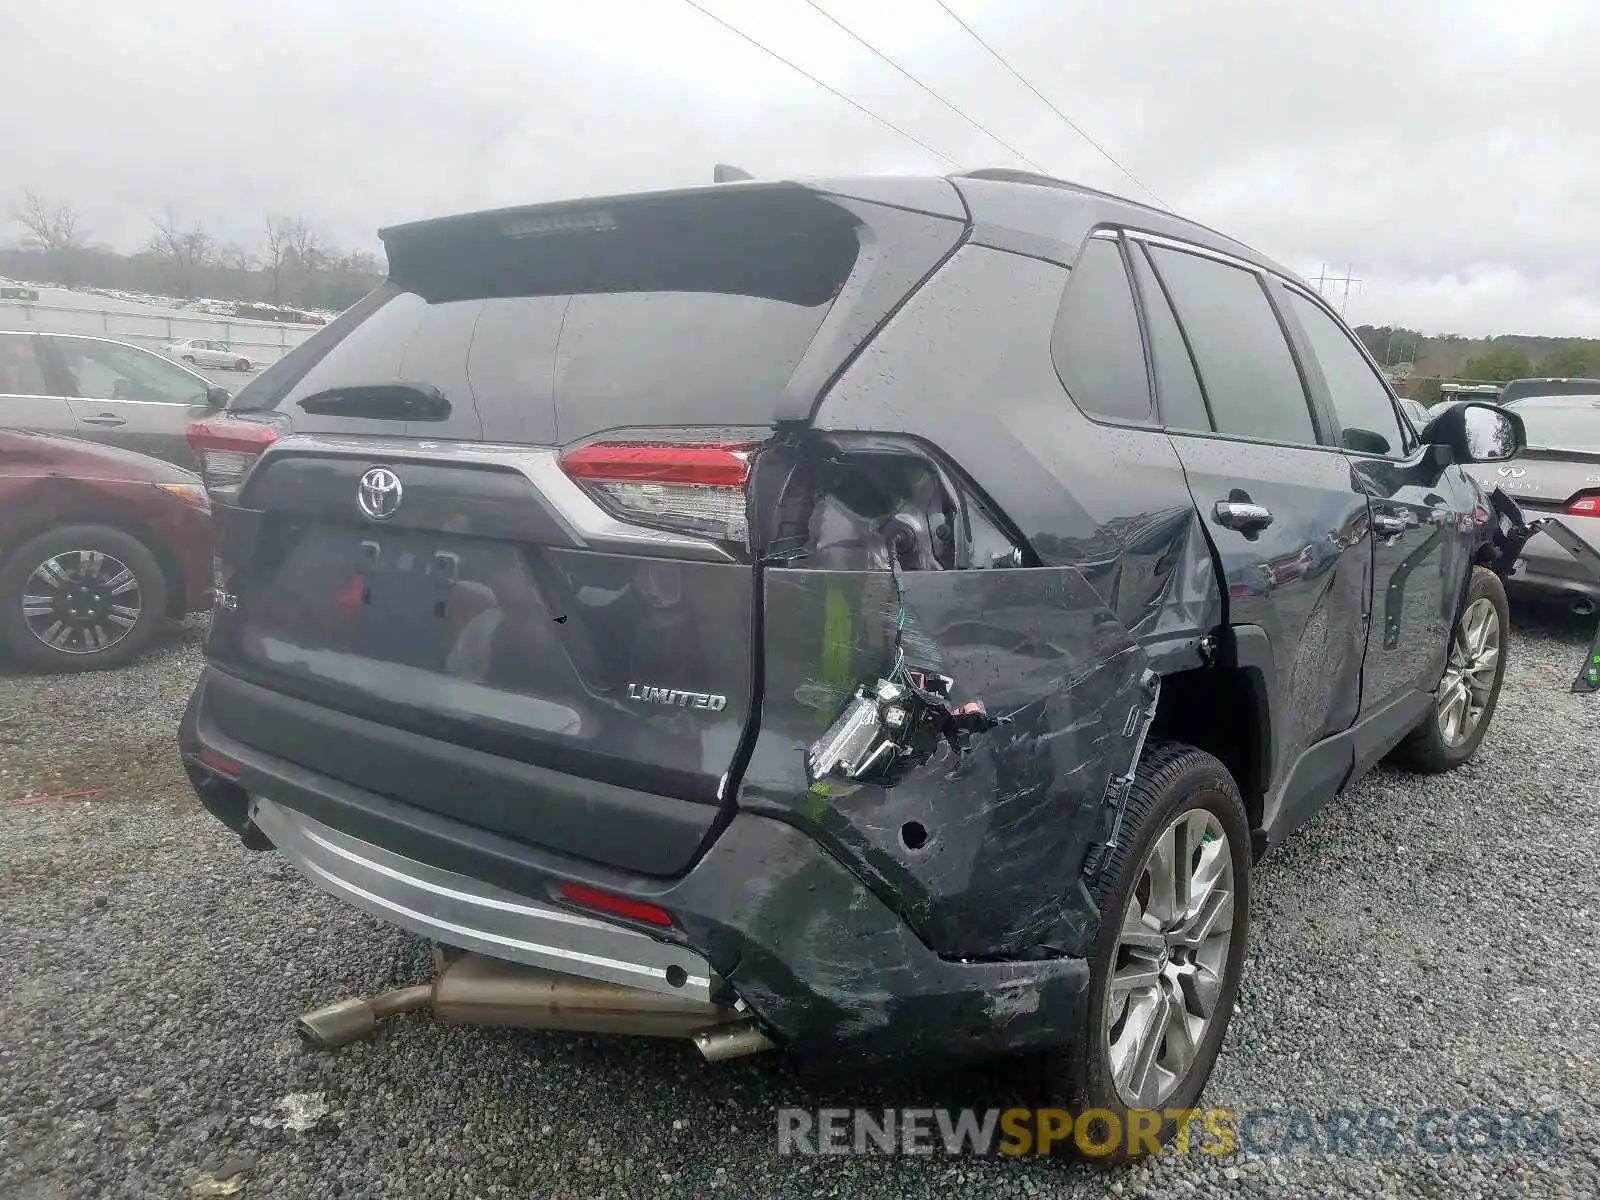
296 950 775 1061
1572 596 1596 617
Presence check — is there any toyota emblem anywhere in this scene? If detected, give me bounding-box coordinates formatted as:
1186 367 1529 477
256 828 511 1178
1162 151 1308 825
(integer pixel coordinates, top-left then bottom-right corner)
358 467 403 520
1497 465 1526 479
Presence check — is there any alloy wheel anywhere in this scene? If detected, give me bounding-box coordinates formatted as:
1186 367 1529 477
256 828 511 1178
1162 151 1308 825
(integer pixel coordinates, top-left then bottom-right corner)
1437 596 1500 747
1105 809 1236 1109
21 550 142 655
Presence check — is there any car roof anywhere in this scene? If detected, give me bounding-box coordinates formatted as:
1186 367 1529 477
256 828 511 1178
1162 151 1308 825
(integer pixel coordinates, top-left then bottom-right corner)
1499 377 1600 405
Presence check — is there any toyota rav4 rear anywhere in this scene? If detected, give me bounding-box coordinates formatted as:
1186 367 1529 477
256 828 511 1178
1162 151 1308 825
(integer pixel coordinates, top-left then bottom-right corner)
181 174 1519 1140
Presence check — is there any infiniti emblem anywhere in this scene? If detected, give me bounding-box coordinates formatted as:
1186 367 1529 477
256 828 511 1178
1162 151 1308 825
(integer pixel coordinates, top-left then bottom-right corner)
1497 465 1526 479
358 467 403 520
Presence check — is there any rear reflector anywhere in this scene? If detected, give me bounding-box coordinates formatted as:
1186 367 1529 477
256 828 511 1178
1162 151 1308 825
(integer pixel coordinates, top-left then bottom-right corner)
559 439 756 543
186 416 279 493
558 881 673 928
197 747 243 777
1567 491 1600 517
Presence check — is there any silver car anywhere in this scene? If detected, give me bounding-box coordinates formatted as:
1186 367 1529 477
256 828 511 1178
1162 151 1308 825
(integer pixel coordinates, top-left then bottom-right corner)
0 331 228 470
1466 384 1600 612
162 338 255 371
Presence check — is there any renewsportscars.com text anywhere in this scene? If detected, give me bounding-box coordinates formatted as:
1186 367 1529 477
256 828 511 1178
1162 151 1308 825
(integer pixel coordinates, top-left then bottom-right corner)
776 1107 1563 1158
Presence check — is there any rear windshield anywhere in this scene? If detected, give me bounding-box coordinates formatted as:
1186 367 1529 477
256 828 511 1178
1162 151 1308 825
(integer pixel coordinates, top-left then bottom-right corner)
1512 397 1600 451
232 187 863 445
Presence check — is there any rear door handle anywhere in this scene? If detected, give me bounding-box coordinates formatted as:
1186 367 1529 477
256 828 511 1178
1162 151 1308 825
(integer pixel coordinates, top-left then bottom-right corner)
1371 511 1418 536
80 413 127 427
1213 500 1274 535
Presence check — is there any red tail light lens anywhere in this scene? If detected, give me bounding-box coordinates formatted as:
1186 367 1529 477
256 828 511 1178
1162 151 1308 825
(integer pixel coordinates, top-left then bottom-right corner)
186 416 279 493
559 439 757 542
558 882 673 928
1567 491 1600 517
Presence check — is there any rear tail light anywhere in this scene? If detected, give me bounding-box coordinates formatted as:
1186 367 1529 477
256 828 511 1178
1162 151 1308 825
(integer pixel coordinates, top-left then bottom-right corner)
559 438 757 543
186 416 279 494
1566 491 1600 517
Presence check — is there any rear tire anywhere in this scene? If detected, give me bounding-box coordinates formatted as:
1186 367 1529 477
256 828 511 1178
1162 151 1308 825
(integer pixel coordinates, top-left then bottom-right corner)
0 525 168 673
1025 741 1251 1159
1390 566 1509 774
234 358 250 371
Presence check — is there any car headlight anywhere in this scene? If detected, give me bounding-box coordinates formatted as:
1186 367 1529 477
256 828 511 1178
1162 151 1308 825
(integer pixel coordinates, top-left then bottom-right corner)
156 482 210 510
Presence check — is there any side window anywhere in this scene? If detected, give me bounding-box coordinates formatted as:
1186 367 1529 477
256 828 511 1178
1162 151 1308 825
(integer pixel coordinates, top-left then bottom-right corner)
0 336 51 397
1148 247 1318 445
1128 245 1210 432
1050 237 1152 422
49 338 209 405
1282 289 1408 457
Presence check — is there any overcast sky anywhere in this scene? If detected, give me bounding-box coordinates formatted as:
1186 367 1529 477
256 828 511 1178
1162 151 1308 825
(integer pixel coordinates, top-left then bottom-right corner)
4 0 1598 337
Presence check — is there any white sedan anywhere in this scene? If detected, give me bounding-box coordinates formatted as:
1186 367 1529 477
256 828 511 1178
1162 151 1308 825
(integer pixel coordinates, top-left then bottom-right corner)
161 339 255 371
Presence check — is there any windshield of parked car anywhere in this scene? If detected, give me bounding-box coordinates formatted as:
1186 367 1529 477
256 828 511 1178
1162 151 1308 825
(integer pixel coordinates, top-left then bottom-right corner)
1511 396 1600 451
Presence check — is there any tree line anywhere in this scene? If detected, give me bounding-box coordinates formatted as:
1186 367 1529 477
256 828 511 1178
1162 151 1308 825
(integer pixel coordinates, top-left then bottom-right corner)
5 188 385 312
1353 323 1600 405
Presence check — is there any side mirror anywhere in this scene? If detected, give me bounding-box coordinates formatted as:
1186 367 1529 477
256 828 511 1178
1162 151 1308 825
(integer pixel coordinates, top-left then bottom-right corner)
205 385 231 408
1419 400 1525 464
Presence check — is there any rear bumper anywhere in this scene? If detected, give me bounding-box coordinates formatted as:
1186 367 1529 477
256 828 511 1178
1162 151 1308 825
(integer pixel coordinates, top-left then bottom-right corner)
180 676 1092 1065
1507 516 1600 605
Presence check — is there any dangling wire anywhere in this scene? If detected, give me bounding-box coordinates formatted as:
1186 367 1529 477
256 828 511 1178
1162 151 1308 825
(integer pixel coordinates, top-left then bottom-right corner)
888 543 908 682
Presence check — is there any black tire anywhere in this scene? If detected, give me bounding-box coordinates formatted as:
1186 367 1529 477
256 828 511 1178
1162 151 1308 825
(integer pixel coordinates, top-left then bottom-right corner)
1390 565 1510 774
181 354 197 364
234 358 250 371
1025 741 1251 1160
0 525 168 673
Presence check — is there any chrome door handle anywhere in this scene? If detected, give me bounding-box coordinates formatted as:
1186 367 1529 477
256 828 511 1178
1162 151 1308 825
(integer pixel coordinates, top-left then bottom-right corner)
80 413 127 427
1213 500 1274 534
1371 511 1417 536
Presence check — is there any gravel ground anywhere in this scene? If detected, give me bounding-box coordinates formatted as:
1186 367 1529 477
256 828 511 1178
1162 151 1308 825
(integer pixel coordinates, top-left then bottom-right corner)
1 609 1597 1199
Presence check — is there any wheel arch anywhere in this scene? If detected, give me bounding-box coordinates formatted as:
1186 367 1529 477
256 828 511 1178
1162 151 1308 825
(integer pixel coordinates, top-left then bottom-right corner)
1149 628 1273 853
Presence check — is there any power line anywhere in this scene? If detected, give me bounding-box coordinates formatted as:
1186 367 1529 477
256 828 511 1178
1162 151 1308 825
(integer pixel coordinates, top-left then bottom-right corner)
930 0 1167 209
676 0 964 170
798 0 1049 175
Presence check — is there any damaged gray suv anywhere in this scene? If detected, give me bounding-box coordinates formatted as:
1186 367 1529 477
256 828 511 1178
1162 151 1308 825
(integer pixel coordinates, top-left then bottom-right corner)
179 169 1529 1147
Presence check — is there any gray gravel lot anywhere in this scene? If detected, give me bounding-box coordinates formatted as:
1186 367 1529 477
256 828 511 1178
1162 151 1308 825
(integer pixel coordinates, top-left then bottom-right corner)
1 610 1597 1198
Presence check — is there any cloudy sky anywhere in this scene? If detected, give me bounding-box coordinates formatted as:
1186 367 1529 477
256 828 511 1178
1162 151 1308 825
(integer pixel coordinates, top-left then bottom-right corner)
4 0 1598 336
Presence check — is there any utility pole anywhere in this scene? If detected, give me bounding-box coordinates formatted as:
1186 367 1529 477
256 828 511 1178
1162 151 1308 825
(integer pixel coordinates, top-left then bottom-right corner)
1311 262 1362 316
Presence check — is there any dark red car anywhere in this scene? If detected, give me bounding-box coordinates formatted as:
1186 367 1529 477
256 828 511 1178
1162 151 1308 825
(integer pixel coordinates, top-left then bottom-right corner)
0 428 212 671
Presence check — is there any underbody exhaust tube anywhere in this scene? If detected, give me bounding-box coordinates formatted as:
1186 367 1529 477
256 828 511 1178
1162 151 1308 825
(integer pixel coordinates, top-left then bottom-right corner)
296 950 776 1062
1572 596 1596 617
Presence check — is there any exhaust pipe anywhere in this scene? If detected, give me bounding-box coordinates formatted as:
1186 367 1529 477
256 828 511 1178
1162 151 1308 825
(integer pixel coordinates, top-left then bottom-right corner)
297 984 432 1050
1572 597 1596 617
297 950 775 1060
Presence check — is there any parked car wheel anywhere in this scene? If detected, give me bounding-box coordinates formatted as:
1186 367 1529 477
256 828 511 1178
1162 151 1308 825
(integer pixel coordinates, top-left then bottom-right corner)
233 357 251 371
1390 565 1510 773
1031 741 1250 1158
0 525 168 672
182 354 197 364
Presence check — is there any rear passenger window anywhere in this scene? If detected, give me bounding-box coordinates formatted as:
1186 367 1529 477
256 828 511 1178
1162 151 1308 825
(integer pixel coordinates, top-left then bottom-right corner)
1051 237 1152 422
1149 247 1317 445
1129 245 1210 432
1282 289 1408 457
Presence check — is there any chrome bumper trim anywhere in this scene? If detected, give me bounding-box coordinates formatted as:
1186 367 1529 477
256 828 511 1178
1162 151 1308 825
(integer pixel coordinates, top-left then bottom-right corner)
249 797 714 1002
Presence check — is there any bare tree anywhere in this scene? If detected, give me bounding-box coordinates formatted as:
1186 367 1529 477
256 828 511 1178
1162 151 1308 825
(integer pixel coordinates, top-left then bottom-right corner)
282 217 325 305
262 216 292 305
10 189 90 285
146 204 217 298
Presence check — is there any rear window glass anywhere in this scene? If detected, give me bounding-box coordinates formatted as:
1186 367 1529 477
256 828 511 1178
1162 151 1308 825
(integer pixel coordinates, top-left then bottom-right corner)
1513 398 1600 451
234 189 863 445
